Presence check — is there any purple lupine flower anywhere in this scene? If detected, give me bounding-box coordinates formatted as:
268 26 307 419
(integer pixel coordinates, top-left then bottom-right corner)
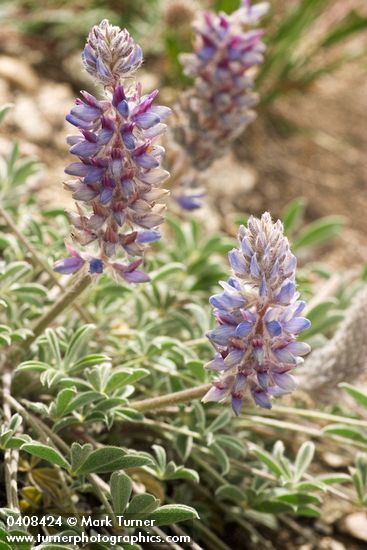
55 20 171 282
172 0 267 207
202 212 311 414
174 191 206 210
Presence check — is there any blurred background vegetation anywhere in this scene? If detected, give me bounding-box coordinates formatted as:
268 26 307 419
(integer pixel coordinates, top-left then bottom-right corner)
1 0 367 314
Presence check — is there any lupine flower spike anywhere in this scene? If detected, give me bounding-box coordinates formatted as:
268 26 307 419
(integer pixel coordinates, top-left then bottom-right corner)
203 212 311 414
173 0 268 207
54 20 171 283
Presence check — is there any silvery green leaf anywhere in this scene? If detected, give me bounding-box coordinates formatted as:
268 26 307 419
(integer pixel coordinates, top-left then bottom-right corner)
110 471 132 515
146 504 199 526
21 442 70 470
294 441 315 482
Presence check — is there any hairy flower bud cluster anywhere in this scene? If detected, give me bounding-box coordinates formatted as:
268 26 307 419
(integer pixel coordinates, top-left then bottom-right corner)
174 0 268 173
82 19 143 85
54 20 171 283
203 212 311 414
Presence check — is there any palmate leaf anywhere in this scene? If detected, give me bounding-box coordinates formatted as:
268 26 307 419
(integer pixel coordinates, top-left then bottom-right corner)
215 484 244 503
292 216 345 251
273 491 322 508
306 299 339 324
16 361 52 373
146 504 199 526
0 333 11 347
317 473 351 485
68 354 112 374
150 263 186 282
322 424 367 444
175 433 193 463
21 442 70 470
163 465 199 483
51 388 77 418
43 328 62 368
215 434 246 456
62 391 104 415
110 471 132 515
73 447 152 475
185 360 206 382
321 10 367 48
210 442 230 475
0 262 32 285
351 453 367 504
206 409 231 434
152 445 166 471
70 442 93 472
253 448 283 478
282 198 306 236
105 368 149 393
0 103 13 124
294 441 315 482
303 309 344 338
127 494 160 516
339 383 367 409
63 324 96 365
255 500 294 514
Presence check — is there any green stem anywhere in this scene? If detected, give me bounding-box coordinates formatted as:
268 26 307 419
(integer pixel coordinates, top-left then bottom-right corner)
237 415 367 451
271 404 367 428
20 273 92 351
190 519 232 550
0 204 93 325
132 383 211 412
192 452 226 486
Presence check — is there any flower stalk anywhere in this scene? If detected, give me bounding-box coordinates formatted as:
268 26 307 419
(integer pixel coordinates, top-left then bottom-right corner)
19 273 92 351
0 203 93 324
132 383 212 412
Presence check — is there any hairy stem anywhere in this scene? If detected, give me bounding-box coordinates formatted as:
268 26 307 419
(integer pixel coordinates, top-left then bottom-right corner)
132 383 211 412
2 370 19 511
20 273 92 351
0 204 93 325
